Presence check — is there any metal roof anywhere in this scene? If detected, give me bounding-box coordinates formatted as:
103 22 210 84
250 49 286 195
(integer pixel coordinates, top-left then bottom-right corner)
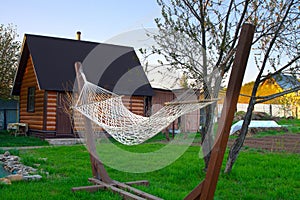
272 73 300 90
12 34 153 96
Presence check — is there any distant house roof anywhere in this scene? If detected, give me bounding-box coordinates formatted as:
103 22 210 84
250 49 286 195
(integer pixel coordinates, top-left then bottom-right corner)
12 34 153 96
0 99 18 109
272 73 300 90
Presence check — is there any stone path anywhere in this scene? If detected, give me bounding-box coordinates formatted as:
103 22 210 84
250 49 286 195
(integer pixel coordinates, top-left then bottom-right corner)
0 138 84 150
0 146 51 151
1 134 299 153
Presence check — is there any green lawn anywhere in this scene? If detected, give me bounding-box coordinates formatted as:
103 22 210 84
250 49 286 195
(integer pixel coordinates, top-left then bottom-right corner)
0 144 299 199
0 131 49 147
228 119 300 139
252 119 300 138
277 118 300 133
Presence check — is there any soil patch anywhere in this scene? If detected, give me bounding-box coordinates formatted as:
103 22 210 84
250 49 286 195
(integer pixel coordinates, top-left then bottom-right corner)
228 134 300 153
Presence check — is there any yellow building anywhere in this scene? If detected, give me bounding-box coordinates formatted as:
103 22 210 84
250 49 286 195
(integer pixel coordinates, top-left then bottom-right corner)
238 74 300 118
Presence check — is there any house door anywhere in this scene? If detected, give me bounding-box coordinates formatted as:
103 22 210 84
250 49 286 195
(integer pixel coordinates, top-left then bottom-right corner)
56 93 73 135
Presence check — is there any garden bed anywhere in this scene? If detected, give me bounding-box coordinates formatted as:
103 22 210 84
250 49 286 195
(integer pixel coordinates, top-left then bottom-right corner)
228 133 300 153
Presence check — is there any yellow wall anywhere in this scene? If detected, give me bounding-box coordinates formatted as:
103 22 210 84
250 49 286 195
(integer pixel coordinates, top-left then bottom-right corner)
237 79 299 118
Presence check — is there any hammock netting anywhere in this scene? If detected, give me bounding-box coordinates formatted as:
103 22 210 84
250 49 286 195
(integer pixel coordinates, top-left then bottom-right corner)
73 70 217 145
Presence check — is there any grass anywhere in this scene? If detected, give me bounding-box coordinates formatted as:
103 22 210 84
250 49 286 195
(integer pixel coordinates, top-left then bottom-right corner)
0 144 299 199
253 119 300 138
229 119 300 139
277 119 300 133
252 130 286 138
110 131 203 145
0 130 49 147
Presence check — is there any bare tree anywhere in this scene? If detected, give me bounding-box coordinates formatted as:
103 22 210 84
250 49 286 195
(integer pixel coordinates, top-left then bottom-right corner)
145 0 253 171
225 0 300 173
148 0 299 171
0 24 20 99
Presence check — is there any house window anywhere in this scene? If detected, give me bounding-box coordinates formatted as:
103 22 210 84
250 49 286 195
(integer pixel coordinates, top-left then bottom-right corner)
27 87 35 112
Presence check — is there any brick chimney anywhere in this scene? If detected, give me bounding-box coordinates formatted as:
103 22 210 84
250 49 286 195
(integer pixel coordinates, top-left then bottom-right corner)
76 31 81 40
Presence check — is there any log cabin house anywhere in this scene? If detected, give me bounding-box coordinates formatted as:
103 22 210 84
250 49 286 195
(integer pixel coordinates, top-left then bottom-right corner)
12 33 154 138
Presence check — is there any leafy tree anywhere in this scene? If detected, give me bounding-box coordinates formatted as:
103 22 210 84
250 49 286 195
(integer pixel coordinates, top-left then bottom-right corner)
278 93 298 117
148 0 300 171
179 72 189 89
0 24 21 99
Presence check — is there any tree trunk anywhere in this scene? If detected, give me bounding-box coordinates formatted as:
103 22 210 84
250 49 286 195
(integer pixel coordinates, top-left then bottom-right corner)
201 103 215 171
224 101 255 173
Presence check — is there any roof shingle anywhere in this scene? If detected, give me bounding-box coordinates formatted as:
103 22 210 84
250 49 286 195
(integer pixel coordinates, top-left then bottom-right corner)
12 34 153 96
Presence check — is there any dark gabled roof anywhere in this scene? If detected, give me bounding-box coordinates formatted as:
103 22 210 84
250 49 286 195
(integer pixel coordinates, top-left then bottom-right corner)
12 34 153 96
272 73 300 90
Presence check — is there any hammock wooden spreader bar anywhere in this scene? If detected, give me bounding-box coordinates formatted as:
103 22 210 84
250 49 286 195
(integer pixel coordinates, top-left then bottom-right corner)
164 98 219 106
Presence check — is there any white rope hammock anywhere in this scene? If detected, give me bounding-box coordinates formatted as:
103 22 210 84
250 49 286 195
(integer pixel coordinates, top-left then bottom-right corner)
73 70 216 145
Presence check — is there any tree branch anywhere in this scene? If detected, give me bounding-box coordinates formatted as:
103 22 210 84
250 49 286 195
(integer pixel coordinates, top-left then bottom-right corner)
215 0 234 69
182 0 203 25
259 54 300 83
255 85 300 104
255 0 294 83
239 93 252 98
229 0 250 50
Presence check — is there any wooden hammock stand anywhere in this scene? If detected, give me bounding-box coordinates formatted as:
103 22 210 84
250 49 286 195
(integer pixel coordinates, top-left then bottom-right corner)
72 23 255 200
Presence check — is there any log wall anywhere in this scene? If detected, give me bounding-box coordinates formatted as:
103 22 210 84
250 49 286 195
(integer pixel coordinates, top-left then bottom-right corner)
19 56 148 135
20 56 45 130
45 91 57 131
73 95 146 135
122 96 145 116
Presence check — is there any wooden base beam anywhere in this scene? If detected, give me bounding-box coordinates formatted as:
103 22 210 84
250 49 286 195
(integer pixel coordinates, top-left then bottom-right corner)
72 184 106 192
112 180 162 200
90 178 146 200
72 178 162 200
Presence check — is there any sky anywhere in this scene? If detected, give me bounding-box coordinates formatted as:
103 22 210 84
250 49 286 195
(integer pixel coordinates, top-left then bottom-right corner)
1 1 160 41
1 0 257 85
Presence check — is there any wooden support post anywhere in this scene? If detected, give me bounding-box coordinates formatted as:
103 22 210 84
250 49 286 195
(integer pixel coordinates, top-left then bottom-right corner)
72 62 162 200
185 23 255 200
74 62 113 184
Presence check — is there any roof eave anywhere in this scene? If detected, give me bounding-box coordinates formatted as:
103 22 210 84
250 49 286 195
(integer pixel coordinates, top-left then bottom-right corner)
11 36 29 96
